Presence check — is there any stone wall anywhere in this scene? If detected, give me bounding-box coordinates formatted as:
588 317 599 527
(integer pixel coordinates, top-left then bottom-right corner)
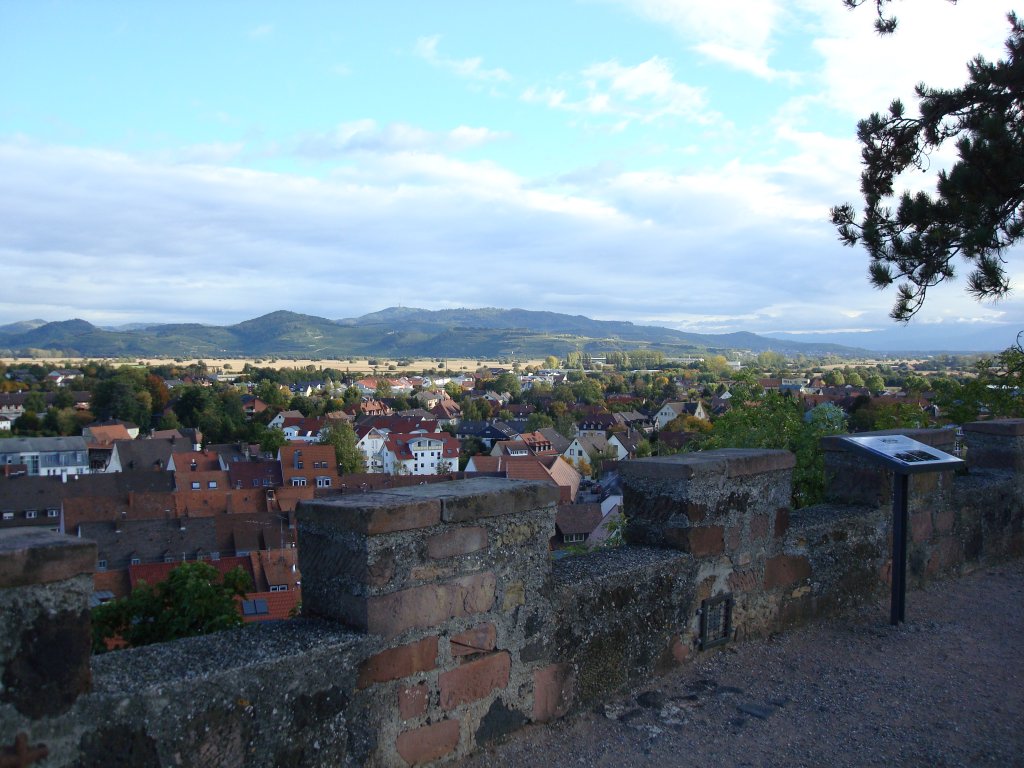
2 421 1022 767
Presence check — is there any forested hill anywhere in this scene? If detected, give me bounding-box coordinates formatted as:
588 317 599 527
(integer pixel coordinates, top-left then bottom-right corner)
0 308 870 359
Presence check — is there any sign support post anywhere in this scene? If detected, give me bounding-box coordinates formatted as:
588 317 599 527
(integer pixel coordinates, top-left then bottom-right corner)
838 434 963 626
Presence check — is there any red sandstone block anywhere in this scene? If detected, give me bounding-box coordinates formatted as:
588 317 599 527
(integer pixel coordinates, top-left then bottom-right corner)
439 651 510 710
398 682 430 720
357 637 438 689
685 526 724 557
927 537 962 576
750 513 770 542
0 529 96 588
764 554 811 589
727 569 759 592
935 509 955 534
532 662 575 723
396 719 460 766
366 572 496 639
669 635 690 665
426 527 488 560
910 511 933 544
450 623 497 657
774 508 790 538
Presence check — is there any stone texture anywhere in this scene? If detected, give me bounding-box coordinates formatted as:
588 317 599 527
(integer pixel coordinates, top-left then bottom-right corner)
398 682 429 720
910 511 934 544
0 529 96 589
439 651 511 710
426 527 487 560
299 493 442 535
357 637 438 688
532 663 575 723
366 573 496 638
764 555 812 590
450 623 497 657
396 719 460 766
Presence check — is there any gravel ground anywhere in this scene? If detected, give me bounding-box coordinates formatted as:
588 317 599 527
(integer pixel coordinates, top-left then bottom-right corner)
462 561 1024 768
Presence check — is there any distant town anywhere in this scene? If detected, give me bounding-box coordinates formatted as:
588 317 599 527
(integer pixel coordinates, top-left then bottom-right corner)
1 344 1020 627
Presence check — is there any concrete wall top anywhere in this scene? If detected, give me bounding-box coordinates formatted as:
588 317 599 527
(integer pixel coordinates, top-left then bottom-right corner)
964 419 1024 436
297 477 559 534
820 427 956 453
619 449 795 482
0 528 95 589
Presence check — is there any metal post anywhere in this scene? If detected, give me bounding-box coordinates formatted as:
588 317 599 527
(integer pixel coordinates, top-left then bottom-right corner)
890 472 910 625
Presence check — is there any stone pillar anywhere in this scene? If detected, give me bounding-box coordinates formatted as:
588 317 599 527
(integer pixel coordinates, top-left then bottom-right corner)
619 449 795 554
0 529 95 719
297 478 560 767
963 419 1024 472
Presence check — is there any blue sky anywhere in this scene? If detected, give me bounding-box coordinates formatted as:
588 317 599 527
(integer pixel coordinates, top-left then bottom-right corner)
2 0 1022 351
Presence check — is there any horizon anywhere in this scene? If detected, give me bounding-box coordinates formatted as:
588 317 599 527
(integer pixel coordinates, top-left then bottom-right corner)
2 1 1022 350
2 306 1015 355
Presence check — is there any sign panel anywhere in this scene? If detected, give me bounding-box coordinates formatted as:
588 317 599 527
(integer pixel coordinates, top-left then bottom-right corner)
839 434 964 475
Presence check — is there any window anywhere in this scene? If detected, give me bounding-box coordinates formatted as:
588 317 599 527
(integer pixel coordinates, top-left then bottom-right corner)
252 479 260 487
270 584 288 592
191 481 200 490
563 533 586 543
25 510 37 519
316 476 331 488
208 481 218 489
241 599 269 616
47 509 58 518
297 461 304 469
291 477 307 487
130 557 141 565
2 512 13 521
97 559 108 571
210 551 220 561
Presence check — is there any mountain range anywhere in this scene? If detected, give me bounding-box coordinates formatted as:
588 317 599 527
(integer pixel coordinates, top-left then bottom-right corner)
0 307 961 360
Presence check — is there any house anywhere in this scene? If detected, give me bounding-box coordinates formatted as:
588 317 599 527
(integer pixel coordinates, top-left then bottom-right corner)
45 369 83 386
106 438 176 473
552 503 605 549
537 427 572 455
0 436 89 478
429 398 462 426
279 416 326 444
268 410 304 430
608 430 644 460
378 433 460 476
278 445 337 489
490 441 534 458
654 401 709 430
456 420 518 450
561 434 611 473
464 454 581 503
0 475 65 530
577 413 622 437
240 395 270 418
86 419 140 440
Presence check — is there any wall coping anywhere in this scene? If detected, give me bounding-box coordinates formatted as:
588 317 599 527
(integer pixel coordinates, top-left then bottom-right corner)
619 449 795 480
0 528 96 589
964 419 1024 436
298 477 559 534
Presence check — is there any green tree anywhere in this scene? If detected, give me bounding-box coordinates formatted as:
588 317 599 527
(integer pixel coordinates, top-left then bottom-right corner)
825 370 846 387
91 562 252 653
319 421 365 474
865 373 886 392
257 425 289 454
699 394 847 507
544 356 559 369
525 412 554 432
832 11 1024 321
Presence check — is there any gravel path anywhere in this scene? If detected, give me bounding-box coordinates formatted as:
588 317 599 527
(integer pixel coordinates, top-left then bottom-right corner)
463 561 1024 768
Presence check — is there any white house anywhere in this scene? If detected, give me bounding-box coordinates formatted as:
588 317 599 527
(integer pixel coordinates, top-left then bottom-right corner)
378 433 460 476
654 401 709 430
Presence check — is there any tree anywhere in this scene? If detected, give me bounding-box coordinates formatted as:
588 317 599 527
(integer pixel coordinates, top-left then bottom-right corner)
319 421 365 474
91 562 252 653
832 11 1024 321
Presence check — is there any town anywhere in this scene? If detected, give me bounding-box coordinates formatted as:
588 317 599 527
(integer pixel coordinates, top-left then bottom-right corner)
1 346 1018 636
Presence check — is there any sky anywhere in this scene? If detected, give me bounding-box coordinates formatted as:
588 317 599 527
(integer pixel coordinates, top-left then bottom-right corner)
2 0 1023 352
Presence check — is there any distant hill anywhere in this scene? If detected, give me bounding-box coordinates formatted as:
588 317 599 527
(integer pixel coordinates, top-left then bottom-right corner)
0 308 872 359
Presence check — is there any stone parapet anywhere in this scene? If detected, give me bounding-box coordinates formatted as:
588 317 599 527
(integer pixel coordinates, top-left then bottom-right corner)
964 419 1024 472
298 477 561 765
0 529 95 721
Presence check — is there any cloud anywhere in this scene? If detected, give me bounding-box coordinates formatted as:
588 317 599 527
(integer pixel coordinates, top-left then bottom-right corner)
294 120 508 158
608 0 795 81
522 57 714 128
413 35 511 83
248 24 273 39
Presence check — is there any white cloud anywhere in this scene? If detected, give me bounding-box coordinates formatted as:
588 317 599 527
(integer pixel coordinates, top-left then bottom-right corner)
413 35 511 83
609 0 794 80
248 24 273 39
523 57 715 128
295 120 508 157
